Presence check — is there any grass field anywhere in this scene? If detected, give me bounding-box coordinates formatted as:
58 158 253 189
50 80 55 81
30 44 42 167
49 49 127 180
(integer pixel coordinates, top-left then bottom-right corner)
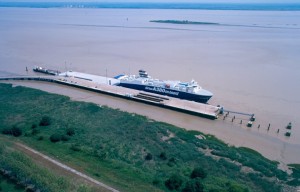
0 83 299 192
0 174 24 192
0 139 95 192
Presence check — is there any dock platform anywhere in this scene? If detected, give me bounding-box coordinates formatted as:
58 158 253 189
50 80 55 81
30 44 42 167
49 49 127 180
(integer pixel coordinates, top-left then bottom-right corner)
0 73 220 119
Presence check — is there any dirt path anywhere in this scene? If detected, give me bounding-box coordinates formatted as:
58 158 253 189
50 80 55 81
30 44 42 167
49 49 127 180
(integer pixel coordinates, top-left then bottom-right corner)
14 142 120 192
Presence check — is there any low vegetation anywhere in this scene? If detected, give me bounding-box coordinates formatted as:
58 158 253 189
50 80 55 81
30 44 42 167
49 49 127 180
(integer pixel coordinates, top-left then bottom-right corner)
0 140 92 192
150 20 219 25
2 125 22 137
0 83 299 191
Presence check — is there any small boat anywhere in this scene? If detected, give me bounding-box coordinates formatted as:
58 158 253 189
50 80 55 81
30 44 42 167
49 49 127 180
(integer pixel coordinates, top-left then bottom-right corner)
33 66 60 76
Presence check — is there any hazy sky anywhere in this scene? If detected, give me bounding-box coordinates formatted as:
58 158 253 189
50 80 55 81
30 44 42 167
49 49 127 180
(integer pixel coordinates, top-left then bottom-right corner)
1 0 300 3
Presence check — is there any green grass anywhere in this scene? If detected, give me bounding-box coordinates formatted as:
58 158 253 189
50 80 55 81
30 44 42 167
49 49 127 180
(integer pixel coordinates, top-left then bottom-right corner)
0 175 24 192
289 164 300 170
0 140 93 192
0 83 298 192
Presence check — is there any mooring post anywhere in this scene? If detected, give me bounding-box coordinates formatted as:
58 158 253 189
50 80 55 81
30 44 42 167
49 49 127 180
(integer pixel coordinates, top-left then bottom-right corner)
240 120 242 124
233 116 235 120
277 129 280 134
286 122 292 129
258 124 260 129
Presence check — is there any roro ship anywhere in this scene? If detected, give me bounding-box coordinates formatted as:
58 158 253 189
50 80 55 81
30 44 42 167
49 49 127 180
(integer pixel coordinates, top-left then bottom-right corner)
115 70 213 103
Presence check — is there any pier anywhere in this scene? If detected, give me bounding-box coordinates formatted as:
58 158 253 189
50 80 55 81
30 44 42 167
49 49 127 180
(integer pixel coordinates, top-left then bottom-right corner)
0 74 220 120
222 109 254 117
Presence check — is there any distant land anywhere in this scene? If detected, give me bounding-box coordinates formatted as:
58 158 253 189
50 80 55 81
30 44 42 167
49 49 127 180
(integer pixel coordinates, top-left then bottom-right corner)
150 20 219 25
1 2 300 11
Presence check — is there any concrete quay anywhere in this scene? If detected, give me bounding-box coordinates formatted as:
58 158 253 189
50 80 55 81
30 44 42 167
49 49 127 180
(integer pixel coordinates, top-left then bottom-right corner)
0 73 221 119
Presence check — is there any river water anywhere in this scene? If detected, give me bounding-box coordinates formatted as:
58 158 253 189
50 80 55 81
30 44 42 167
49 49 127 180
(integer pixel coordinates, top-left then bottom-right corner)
1 8 300 164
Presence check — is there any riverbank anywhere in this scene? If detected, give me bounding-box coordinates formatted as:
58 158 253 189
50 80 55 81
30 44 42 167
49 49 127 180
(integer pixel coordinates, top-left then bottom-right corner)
4 80 300 166
1 83 299 191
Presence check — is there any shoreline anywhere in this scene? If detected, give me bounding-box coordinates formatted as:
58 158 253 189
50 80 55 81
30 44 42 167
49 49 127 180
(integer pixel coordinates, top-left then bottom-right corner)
2 82 297 192
2 80 299 165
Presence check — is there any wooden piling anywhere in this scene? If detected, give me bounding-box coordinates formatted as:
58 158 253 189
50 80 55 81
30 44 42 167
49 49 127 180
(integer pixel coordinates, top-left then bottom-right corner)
285 132 291 137
247 121 253 127
286 122 292 130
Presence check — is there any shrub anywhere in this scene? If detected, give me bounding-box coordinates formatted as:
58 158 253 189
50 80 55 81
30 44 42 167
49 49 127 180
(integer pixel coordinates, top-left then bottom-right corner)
191 167 207 179
39 116 51 126
61 135 70 141
159 152 167 160
152 178 160 186
31 124 37 129
37 136 44 141
145 153 153 160
182 179 204 192
31 129 39 135
50 134 61 143
66 128 75 136
2 128 12 135
24 131 31 137
168 157 176 167
70 144 81 152
286 179 300 186
226 182 249 192
165 175 183 190
2 126 22 137
11 126 22 137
